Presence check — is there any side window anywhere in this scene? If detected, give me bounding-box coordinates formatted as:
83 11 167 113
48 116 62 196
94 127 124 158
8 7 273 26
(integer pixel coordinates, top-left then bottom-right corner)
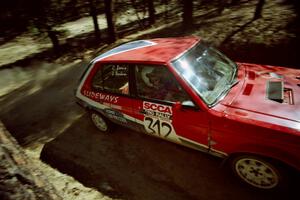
92 64 130 95
92 67 104 90
135 65 192 103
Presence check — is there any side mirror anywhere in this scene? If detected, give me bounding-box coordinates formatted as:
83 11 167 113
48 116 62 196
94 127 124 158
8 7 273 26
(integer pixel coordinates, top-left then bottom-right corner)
173 101 182 111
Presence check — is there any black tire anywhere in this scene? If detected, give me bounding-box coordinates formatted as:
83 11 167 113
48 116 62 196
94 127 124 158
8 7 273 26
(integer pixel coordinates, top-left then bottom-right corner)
90 111 113 133
229 154 287 190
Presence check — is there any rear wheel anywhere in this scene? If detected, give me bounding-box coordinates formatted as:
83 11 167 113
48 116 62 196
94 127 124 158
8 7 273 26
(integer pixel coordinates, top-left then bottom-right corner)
90 111 112 133
230 155 286 190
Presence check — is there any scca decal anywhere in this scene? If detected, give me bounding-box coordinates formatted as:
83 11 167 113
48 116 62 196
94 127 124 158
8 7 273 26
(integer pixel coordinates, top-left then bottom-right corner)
143 102 172 115
143 101 172 121
83 90 119 103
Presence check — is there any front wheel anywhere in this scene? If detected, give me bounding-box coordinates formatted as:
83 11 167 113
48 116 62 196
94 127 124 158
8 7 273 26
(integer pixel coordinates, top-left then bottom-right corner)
230 155 286 190
90 111 113 133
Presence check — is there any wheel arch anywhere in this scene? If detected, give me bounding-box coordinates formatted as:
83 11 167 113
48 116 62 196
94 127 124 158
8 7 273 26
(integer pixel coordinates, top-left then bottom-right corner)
224 144 299 172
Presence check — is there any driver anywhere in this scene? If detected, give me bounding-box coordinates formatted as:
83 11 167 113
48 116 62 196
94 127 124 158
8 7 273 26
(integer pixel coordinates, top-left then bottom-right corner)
145 67 179 101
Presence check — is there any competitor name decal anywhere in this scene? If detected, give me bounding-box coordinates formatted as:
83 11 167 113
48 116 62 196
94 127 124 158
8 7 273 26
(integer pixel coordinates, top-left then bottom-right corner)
83 90 119 103
143 101 172 120
105 109 127 123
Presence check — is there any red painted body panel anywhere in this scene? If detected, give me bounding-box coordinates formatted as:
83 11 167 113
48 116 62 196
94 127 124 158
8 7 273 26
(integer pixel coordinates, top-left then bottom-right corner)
100 37 200 63
222 63 300 124
209 63 300 170
76 36 300 172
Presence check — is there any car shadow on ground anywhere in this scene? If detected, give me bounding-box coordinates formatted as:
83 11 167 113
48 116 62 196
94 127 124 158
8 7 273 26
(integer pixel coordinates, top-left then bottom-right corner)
40 113 296 200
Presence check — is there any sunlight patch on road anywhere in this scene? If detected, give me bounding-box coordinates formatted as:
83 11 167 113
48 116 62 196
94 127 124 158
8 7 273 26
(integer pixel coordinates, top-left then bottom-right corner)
0 67 32 98
56 112 85 138
0 59 81 100
0 36 51 67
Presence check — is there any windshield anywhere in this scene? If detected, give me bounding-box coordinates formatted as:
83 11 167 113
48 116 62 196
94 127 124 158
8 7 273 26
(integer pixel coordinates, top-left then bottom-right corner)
172 42 237 106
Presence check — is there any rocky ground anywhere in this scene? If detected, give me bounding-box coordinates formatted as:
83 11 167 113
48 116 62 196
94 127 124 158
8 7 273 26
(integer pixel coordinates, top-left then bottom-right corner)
0 122 62 200
1 120 112 200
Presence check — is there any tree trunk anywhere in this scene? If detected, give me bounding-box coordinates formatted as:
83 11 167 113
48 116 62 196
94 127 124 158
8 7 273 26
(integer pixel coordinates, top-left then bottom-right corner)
147 0 156 24
253 0 265 20
46 27 60 54
130 0 145 28
104 0 117 43
182 0 193 29
31 0 61 54
88 0 101 38
162 0 169 19
217 0 228 14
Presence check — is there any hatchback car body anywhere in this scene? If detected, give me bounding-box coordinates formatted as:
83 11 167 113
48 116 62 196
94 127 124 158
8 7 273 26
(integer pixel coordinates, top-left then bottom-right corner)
75 36 300 190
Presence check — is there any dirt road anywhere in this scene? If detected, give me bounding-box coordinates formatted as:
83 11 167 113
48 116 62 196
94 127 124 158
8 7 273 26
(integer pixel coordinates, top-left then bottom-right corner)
0 60 86 146
40 114 298 200
0 60 296 200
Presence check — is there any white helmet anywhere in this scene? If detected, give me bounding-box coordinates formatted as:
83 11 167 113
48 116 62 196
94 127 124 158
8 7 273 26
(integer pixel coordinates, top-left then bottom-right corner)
141 66 155 87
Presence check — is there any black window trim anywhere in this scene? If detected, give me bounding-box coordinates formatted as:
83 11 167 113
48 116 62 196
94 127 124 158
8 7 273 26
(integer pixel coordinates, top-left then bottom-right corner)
133 63 200 110
91 63 131 98
90 62 200 110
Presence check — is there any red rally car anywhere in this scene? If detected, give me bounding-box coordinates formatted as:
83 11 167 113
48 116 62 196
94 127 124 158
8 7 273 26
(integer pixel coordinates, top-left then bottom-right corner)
75 36 300 190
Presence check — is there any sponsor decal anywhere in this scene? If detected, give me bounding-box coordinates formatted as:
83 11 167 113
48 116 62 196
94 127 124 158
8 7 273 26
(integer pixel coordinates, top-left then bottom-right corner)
104 109 127 123
142 101 174 138
83 90 119 103
113 65 128 76
143 101 172 120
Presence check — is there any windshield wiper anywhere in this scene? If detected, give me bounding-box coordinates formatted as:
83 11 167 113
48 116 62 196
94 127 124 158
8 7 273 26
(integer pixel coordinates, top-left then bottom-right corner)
230 79 239 88
210 79 239 107
231 64 238 83
223 79 239 95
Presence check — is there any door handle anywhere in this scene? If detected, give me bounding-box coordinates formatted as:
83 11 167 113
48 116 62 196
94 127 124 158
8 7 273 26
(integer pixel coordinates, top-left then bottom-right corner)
139 109 146 114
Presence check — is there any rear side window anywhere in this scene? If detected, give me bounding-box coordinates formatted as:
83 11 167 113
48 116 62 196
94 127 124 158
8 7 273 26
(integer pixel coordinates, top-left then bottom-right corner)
92 64 130 95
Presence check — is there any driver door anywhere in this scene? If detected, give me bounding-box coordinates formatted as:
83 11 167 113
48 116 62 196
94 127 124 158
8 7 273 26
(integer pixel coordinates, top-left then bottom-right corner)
132 64 210 150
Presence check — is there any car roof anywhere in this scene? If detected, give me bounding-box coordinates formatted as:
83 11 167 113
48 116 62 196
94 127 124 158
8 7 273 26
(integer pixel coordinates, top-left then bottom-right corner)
93 36 200 64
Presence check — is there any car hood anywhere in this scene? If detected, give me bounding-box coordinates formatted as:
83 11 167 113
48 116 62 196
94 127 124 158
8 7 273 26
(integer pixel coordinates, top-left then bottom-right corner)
221 63 300 124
